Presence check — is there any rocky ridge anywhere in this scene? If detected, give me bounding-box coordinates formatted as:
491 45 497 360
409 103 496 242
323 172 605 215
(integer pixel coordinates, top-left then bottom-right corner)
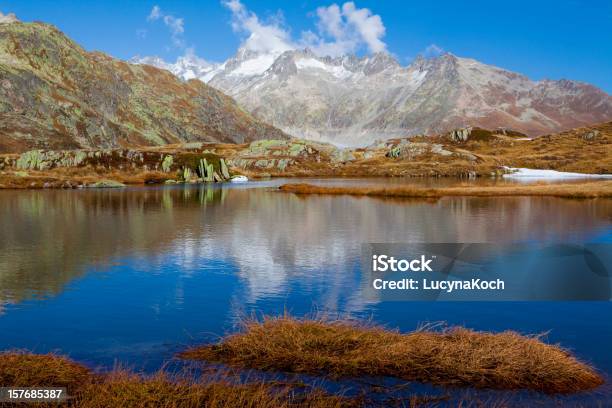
137 48 612 146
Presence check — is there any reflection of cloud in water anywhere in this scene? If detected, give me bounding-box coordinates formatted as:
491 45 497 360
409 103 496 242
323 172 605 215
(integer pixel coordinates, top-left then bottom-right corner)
0 186 610 312
153 189 612 308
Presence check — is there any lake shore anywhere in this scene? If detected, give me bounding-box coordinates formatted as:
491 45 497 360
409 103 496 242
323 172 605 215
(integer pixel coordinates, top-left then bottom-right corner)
1 122 610 190
278 180 612 199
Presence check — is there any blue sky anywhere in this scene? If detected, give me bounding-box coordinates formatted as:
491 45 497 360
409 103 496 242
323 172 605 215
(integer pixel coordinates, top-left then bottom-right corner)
1 0 611 92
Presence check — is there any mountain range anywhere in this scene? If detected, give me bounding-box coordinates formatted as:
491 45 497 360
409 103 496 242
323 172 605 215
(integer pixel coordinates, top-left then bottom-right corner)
0 21 286 153
1 17 610 153
135 47 612 146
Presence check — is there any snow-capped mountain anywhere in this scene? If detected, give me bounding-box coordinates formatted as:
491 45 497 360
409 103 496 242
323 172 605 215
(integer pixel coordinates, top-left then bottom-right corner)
131 53 218 82
134 49 612 146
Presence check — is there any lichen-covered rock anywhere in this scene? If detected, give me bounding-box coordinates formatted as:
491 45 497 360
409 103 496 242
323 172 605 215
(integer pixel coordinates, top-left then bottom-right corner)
363 151 375 160
386 146 402 158
248 140 287 155
182 167 193 181
448 127 472 142
277 158 290 171
253 159 269 168
16 150 44 170
457 151 478 162
430 144 453 157
86 180 126 188
16 149 93 170
220 158 230 179
331 149 356 163
448 127 495 142
247 140 314 158
582 130 600 141
161 155 174 172
385 141 459 160
206 163 214 182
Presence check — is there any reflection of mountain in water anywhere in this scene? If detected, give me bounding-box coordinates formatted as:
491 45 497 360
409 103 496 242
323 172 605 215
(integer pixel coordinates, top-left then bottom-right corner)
0 187 228 306
0 186 610 309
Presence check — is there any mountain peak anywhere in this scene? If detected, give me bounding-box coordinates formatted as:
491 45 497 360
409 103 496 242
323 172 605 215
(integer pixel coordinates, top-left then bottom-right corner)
363 52 399 75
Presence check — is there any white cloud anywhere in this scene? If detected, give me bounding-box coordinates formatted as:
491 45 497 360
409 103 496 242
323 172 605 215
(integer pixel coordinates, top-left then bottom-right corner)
147 5 185 48
0 10 19 24
222 1 387 57
222 0 293 54
305 1 386 56
341 2 386 53
147 5 161 21
316 4 344 39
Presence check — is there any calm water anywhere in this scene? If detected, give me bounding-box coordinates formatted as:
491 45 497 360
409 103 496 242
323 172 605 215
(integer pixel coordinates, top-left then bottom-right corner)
1 179 611 403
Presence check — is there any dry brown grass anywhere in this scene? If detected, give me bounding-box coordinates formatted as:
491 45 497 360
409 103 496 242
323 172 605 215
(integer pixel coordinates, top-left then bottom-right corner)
74 370 353 408
0 169 174 189
468 122 612 174
180 316 604 394
0 351 93 392
278 181 612 199
0 351 354 408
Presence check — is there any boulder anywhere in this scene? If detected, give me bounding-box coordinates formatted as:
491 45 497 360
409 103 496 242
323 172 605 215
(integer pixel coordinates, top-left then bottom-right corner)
448 127 472 142
86 180 126 188
386 146 402 158
220 159 230 179
161 155 174 172
331 149 356 163
582 130 600 141
205 163 214 182
183 167 193 181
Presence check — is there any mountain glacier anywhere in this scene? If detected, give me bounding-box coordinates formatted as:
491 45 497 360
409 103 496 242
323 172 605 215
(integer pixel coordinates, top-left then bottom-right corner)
134 49 612 146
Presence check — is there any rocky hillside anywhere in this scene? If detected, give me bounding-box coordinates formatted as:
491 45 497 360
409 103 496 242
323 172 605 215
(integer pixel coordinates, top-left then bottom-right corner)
138 48 612 146
2 122 609 189
0 21 287 153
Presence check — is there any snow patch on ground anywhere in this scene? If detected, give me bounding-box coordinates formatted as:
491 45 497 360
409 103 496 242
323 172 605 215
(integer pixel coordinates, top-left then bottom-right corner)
503 167 612 181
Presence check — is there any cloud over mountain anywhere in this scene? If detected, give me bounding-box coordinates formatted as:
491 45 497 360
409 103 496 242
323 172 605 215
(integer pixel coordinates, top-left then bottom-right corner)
147 5 185 48
223 0 293 54
222 0 387 57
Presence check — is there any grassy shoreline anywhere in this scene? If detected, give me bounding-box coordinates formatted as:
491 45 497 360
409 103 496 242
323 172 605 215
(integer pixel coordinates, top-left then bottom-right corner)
0 316 605 407
278 181 612 199
0 352 353 408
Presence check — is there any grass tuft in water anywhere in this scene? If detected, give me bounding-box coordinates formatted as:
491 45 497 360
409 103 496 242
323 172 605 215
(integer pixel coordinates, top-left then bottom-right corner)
180 315 604 394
